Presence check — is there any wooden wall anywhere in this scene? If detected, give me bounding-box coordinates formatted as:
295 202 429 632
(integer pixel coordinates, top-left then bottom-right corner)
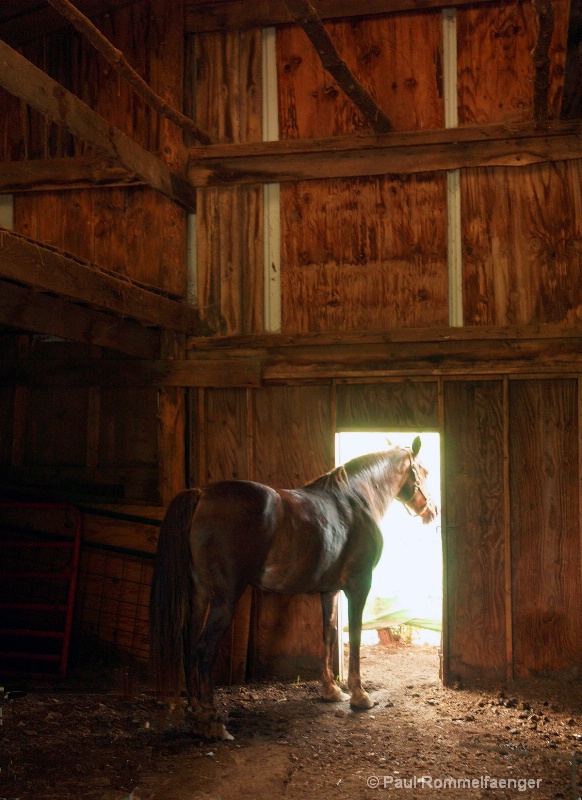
1 0 582 691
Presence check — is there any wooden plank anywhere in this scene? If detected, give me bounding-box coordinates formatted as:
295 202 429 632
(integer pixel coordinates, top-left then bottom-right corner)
157 333 187 507
509 379 582 676
462 159 582 326
281 0 393 134
0 358 261 388
259 337 582 380
0 39 197 212
185 0 504 33
280 174 448 332
502 377 513 682
457 0 570 125
0 156 142 193
204 389 250 482
443 380 506 685
250 385 332 680
195 28 264 335
0 228 204 334
0 280 161 359
46 0 212 145
188 322 582 349
188 121 582 186
336 382 439 428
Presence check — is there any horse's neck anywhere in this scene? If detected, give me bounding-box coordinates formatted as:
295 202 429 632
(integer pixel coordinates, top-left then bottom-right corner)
353 452 410 520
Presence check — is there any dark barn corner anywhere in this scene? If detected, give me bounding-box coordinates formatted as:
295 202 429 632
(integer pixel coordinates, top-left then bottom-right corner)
0 0 581 798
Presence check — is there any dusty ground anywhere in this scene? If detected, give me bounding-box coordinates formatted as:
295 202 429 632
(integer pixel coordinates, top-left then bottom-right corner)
1 640 581 800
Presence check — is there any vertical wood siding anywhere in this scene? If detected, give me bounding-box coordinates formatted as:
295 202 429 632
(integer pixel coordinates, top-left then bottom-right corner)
443 380 507 684
194 29 264 334
509 379 582 676
458 0 579 326
277 13 448 333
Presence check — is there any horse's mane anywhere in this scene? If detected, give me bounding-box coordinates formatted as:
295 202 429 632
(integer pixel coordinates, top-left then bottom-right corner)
304 449 401 493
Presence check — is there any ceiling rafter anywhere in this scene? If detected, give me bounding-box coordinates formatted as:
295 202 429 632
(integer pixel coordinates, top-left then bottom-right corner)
0 38 197 212
46 0 214 146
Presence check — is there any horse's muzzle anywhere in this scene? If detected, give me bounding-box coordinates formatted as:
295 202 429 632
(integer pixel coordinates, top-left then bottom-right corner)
420 500 438 525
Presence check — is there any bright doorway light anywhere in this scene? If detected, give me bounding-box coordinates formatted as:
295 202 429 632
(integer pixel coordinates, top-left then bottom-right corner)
336 431 442 647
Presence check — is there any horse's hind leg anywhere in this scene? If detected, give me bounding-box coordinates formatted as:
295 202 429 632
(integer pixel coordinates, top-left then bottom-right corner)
345 579 376 710
193 599 239 740
320 591 349 702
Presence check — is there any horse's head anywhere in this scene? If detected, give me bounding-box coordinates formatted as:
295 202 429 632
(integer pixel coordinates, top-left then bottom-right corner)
396 436 439 524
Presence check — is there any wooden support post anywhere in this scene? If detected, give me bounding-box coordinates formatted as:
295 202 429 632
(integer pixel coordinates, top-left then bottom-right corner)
158 333 187 506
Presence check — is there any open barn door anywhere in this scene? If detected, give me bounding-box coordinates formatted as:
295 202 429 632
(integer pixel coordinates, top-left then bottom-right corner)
335 431 442 678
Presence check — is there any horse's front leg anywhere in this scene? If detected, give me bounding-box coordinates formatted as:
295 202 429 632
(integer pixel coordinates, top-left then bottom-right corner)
320 591 349 702
345 579 376 710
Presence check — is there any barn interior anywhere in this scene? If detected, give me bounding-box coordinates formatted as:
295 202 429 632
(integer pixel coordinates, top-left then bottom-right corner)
0 0 581 798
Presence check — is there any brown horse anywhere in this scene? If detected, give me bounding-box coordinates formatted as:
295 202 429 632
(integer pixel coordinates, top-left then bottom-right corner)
150 436 438 739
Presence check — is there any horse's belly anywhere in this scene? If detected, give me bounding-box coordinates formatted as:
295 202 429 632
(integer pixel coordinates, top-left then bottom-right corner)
256 551 342 594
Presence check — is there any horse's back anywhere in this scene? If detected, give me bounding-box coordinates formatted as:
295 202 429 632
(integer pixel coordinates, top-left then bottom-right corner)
190 479 282 594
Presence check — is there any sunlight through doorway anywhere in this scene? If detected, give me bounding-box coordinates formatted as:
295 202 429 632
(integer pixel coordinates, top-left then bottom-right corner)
335 431 442 653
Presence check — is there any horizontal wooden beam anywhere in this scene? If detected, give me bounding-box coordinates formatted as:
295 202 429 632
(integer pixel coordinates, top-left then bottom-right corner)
185 0 502 33
0 227 205 335
0 280 160 359
4 325 580 387
0 39 196 211
185 324 582 382
188 120 582 186
0 156 143 194
0 357 261 388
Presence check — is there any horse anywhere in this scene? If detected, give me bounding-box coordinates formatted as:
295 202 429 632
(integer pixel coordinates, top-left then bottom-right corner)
149 436 438 740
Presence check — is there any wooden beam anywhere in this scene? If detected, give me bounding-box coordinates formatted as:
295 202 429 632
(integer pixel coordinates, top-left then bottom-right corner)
46 0 214 145
188 120 582 186
0 156 143 194
4 326 581 385
185 0 503 33
0 280 161 359
0 39 197 211
531 0 555 120
187 324 582 382
0 227 205 335
281 0 393 133
0 358 262 388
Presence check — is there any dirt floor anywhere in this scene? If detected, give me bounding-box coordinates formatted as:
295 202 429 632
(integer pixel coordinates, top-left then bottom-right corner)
1 640 581 800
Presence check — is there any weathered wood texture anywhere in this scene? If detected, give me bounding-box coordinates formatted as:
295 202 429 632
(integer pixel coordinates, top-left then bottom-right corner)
250 386 333 680
462 159 582 325
192 30 264 334
336 381 439 429
185 0 504 33
458 0 581 326
443 380 507 685
277 14 448 332
1 338 160 504
0 1 188 297
190 388 252 683
509 380 582 676
187 120 582 186
0 228 201 335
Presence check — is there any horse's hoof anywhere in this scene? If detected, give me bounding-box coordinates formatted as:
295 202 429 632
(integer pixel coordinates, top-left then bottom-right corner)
349 693 377 711
322 689 350 702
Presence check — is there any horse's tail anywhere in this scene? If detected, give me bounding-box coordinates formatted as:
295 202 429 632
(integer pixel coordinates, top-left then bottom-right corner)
149 488 204 698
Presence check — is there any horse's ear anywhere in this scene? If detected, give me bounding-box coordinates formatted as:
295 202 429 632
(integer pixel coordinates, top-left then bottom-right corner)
412 436 421 456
